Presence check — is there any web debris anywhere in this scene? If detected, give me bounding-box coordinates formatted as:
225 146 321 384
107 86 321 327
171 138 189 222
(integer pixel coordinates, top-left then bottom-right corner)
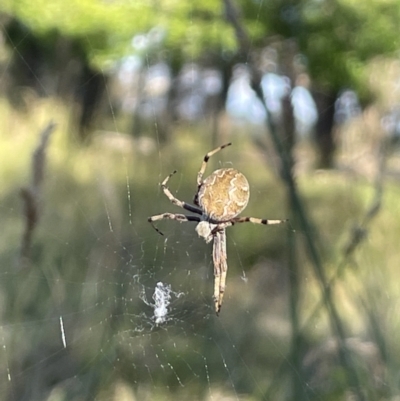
140 282 183 325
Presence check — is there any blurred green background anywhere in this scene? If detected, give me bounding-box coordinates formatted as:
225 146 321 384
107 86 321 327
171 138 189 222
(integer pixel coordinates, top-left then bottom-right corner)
1 1 400 400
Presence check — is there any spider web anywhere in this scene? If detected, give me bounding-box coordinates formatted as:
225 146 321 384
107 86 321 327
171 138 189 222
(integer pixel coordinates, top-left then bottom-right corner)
1 4 393 401
0 31 295 400
0 140 293 400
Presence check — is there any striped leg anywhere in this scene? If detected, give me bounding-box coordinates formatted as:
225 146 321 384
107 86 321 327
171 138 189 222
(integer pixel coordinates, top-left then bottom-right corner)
195 142 232 205
148 213 200 235
231 216 288 226
161 170 203 215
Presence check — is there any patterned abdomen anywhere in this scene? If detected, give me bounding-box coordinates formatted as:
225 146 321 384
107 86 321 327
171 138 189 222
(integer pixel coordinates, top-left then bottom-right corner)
197 168 250 221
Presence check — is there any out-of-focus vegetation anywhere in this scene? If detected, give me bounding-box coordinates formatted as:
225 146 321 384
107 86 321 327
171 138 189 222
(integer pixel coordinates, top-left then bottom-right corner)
2 1 400 400
2 95 400 400
3 0 399 83
1 1 234 66
2 0 400 156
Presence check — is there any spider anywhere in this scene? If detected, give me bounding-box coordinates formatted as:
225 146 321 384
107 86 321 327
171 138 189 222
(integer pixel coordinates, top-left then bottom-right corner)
148 143 287 314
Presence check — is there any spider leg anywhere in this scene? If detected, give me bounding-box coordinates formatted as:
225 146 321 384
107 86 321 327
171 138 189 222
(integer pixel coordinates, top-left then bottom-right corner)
194 143 232 205
212 229 228 315
231 217 288 225
161 170 203 215
148 213 200 235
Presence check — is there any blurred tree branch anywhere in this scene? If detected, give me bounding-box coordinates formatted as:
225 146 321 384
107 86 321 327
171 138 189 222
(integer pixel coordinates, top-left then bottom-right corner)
19 121 56 268
222 0 367 399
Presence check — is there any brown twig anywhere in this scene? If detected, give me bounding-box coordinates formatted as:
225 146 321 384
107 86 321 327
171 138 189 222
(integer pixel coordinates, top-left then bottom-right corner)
19 121 56 268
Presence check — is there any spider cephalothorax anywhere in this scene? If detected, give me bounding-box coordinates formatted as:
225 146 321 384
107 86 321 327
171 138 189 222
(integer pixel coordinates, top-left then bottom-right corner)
148 143 287 314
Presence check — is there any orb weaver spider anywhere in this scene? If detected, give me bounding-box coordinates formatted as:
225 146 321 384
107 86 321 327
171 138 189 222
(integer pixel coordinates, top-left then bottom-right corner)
148 143 287 314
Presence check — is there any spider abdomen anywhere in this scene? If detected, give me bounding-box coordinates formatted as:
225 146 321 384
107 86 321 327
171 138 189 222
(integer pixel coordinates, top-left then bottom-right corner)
197 168 250 221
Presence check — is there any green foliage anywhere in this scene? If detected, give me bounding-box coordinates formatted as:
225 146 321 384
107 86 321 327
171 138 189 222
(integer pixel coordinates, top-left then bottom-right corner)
1 0 236 67
239 0 400 100
2 0 400 97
